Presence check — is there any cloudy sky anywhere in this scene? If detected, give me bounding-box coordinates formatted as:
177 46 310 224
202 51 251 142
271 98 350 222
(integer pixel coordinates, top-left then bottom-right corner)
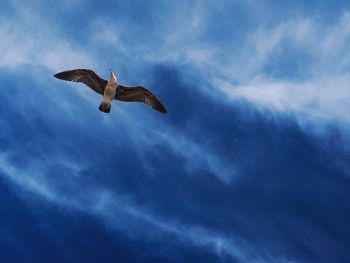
1 0 350 262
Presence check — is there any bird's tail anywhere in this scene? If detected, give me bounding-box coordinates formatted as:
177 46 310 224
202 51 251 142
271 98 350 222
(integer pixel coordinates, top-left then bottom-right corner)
99 102 111 113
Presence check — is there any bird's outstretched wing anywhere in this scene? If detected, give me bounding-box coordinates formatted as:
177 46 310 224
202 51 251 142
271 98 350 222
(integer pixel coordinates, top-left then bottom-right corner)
116 85 167 114
54 69 107 95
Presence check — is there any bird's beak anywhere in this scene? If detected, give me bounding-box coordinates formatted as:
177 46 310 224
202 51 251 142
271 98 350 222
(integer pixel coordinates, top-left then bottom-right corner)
110 68 115 77
109 68 117 82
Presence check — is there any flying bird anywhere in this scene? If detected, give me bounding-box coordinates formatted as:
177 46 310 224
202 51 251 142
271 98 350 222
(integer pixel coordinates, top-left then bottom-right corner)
54 69 167 114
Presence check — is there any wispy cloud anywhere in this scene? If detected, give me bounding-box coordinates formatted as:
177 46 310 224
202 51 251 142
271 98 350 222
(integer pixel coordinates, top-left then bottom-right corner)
211 13 350 134
217 74 350 130
0 2 95 71
0 152 267 263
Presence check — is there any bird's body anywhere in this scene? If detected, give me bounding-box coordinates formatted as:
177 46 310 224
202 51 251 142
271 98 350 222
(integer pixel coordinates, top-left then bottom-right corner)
54 69 167 114
99 70 118 113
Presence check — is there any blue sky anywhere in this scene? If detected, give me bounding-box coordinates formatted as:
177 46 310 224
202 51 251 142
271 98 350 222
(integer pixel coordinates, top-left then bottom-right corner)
0 0 350 262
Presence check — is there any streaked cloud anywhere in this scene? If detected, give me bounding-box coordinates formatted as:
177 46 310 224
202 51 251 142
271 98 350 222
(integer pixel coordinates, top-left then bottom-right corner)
0 152 250 263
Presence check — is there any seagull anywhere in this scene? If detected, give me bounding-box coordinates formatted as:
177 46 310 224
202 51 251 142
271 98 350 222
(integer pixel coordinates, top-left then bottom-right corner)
54 69 167 114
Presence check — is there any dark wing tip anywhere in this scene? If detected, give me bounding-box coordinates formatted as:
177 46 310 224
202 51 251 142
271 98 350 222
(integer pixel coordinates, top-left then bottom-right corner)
53 69 89 80
151 97 168 114
158 104 168 114
53 71 72 80
53 72 62 79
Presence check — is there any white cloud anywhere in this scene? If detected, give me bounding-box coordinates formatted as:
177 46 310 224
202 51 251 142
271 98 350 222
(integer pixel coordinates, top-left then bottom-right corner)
213 13 350 134
0 2 95 71
217 74 350 130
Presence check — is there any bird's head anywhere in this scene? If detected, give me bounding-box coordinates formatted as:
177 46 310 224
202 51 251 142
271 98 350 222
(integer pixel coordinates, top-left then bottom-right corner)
109 68 117 83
